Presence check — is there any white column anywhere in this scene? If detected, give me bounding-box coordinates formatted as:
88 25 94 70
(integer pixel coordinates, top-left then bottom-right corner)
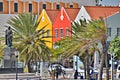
51 0 53 10
38 0 40 15
8 0 10 14
40 60 43 78
23 0 26 13
94 51 100 69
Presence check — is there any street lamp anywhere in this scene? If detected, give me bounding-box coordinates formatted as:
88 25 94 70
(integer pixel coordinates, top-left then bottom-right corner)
74 54 79 79
14 51 19 80
108 52 115 80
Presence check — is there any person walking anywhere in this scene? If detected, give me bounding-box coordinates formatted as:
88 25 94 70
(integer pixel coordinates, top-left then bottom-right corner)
74 70 78 79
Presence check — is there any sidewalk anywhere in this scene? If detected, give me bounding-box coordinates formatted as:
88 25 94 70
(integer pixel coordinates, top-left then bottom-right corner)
0 73 40 80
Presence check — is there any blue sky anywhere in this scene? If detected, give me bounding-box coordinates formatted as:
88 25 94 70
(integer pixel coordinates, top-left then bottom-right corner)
100 0 120 6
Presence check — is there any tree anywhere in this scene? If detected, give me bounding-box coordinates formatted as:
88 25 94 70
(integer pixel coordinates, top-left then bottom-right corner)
109 36 120 58
0 13 51 72
53 18 107 80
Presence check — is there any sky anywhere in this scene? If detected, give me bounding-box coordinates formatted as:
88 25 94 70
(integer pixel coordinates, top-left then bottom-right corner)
100 0 120 6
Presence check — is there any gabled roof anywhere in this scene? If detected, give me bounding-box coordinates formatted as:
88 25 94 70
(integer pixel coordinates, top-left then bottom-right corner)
53 7 71 26
65 8 80 22
85 6 120 19
36 9 52 30
75 6 91 22
46 10 59 24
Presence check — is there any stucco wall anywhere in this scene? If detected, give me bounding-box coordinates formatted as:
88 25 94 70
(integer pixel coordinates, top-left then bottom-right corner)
105 12 120 41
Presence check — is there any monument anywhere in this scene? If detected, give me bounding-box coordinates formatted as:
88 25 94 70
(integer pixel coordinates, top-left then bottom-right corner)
0 26 23 73
5 26 12 47
3 26 16 68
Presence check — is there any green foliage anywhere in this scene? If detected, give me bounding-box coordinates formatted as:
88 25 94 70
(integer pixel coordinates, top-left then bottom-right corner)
109 36 120 58
52 18 106 60
0 13 51 63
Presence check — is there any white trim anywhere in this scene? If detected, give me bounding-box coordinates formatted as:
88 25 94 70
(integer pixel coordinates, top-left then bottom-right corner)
60 7 70 21
41 9 52 24
38 1 40 15
23 1 25 12
14 0 18 3
8 0 10 14
75 6 91 22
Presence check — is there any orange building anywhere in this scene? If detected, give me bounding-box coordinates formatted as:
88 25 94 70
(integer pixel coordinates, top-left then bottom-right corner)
0 0 80 14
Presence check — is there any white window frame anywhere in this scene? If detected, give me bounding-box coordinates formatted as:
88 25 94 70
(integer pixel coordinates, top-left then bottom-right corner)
60 28 64 38
66 28 69 37
117 28 120 36
107 28 111 36
55 28 58 38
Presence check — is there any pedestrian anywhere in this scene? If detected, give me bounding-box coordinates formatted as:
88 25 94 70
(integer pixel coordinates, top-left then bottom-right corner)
74 70 78 79
55 66 59 80
62 70 66 79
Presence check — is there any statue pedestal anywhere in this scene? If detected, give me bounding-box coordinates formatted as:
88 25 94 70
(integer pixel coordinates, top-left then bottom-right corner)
3 47 16 68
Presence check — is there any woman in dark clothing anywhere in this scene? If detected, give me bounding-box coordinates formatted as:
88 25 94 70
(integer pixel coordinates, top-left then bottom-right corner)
74 70 78 79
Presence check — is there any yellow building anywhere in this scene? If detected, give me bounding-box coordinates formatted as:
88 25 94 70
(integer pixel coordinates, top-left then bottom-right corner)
36 9 52 48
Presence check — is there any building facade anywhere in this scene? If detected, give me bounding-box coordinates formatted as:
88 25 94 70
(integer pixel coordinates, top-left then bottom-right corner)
0 0 96 14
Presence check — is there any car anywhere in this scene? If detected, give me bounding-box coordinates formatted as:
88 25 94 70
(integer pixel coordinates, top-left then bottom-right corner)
116 64 120 79
48 63 66 75
78 66 98 78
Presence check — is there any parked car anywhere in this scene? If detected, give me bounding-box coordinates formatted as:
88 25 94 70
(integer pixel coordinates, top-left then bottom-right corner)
116 64 120 79
48 63 66 75
78 66 98 78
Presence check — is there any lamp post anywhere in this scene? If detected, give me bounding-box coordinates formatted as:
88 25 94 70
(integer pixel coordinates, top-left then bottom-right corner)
108 52 115 80
14 51 19 80
74 54 78 79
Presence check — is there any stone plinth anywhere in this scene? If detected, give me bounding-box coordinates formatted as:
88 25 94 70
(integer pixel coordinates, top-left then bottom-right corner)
3 47 16 68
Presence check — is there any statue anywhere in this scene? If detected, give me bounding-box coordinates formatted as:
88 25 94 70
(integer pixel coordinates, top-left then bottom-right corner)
5 26 12 47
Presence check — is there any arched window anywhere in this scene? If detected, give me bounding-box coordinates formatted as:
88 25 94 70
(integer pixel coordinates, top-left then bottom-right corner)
14 3 18 12
0 2 3 12
43 4 46 9
29 3 32 12
56 4 60 10
70 3 73 8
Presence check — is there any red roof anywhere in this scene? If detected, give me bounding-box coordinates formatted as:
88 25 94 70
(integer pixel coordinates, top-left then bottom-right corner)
85 6 120 19
65 8 80 22
46 10 59 24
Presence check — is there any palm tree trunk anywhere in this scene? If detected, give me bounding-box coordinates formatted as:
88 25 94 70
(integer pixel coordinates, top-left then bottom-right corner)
86 50 91 80
83 62 86 79
105 53 109 80
98 52 105 80
28 60 33 73
98 41 108 80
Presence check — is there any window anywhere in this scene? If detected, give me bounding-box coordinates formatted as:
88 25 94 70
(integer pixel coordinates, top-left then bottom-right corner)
55 29 58 38
107 28 111 36
60 29 64 37
43 4 46 9
70 5 73 8
0 2 3 12
14 3 18 12
46 30 50 37
56 4 60 10
66 29 69 36
29 3 32 12
117 28 120 36
42 29 44 37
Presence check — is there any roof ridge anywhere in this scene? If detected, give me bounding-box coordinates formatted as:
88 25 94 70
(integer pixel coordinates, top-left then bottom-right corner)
85 6 120 8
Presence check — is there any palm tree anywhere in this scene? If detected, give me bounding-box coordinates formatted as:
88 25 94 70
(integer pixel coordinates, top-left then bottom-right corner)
54 18 107 80
53 19 100 79
0 13 51 72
